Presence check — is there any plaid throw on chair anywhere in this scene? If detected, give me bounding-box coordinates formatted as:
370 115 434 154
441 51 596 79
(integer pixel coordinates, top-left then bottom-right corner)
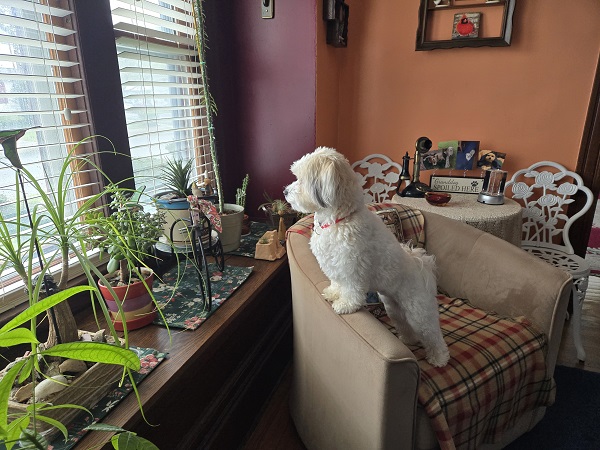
367 295 555 450
286 202 426 248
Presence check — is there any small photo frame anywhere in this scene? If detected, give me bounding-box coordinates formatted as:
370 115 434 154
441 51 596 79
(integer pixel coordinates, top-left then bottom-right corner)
456 140 479 171
476 150 506 170
420 147 457 170
326 0 349 47
452 12 481 39
430 175 485 194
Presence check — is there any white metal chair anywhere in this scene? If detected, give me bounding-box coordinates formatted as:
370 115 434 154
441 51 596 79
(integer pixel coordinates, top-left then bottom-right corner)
506 161 594 361
351 154 402 203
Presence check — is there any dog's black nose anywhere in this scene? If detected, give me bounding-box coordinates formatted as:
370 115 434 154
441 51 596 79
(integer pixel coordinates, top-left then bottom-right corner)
283 187 289 197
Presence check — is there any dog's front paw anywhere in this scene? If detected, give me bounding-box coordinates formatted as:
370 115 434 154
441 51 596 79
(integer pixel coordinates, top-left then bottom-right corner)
425 346 450 368
331 300 361 315
323 285 341 303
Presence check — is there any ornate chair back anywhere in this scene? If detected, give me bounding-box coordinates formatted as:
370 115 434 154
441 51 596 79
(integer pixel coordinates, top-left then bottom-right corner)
505 160 593 254
351 154 402 203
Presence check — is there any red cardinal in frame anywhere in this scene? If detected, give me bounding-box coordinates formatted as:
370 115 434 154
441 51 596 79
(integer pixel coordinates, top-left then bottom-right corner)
456 14 475 36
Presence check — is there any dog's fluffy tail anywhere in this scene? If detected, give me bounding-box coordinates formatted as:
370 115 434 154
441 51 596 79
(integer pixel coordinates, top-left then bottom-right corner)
410 247 437 291
410 247 436 272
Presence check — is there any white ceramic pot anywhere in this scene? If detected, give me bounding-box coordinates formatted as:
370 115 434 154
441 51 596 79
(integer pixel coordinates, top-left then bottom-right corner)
219 203 244 253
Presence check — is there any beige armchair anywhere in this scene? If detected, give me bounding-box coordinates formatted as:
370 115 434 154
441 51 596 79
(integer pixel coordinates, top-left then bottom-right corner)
286 205 571 450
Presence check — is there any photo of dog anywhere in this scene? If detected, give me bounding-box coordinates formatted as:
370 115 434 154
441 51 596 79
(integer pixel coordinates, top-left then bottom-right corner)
477 150 506 170
284 147 450 367
420 147 456 171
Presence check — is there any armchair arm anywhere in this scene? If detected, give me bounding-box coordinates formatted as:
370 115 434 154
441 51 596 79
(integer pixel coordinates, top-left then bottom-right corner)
287 231 420 450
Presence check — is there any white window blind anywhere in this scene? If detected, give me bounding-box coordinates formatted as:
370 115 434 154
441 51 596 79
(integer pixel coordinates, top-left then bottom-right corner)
0 0 99 311
110 0 213 196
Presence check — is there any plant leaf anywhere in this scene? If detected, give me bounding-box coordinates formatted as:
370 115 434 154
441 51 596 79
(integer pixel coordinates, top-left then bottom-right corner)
0 360 27 434
5 415 29 450
0 286 94 335
85 423 129 433
111 431 160 450
40 342 140 370
0 129 27 169
32 414 69 440
0 328 39 347
17 357 33 385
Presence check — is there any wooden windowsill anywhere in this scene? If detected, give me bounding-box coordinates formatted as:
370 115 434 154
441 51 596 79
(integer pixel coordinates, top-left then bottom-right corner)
72 253 292 449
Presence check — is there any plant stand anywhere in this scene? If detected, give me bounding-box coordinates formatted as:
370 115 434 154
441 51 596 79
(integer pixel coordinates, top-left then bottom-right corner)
166 207 229 310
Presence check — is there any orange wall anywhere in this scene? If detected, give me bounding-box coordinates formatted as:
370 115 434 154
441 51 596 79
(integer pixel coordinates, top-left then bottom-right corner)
317 0 600 176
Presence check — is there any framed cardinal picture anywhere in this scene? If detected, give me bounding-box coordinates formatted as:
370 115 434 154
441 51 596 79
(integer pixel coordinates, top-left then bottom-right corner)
452 12 481 39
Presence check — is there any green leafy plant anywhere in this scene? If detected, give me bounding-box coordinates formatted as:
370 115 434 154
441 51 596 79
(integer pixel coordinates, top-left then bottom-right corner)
158 158 194 198
88 186 165 286
0 130 167 448
258 193 295 215
0 286 141 450
235 174 250 209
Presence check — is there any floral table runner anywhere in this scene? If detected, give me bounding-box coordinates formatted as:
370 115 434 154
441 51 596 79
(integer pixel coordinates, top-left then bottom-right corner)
48 347 166 450
152 259 253 330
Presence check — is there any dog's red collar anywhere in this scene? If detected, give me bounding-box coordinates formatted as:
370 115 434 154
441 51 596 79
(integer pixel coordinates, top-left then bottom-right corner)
318 217 346 229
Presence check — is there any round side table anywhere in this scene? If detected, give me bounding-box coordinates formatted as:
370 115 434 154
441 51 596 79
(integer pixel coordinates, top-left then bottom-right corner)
391 193 523 246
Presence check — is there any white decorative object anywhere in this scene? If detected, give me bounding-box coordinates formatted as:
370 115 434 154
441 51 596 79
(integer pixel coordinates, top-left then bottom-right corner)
506 161 594 361
351 154 403 203
34 375 69 400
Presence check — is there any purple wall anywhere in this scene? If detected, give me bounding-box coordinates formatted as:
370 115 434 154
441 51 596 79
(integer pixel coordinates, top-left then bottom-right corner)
204 0 317 218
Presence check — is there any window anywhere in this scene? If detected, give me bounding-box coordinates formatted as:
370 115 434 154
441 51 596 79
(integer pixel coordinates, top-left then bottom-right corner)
0 0 100 311
110 0 214 196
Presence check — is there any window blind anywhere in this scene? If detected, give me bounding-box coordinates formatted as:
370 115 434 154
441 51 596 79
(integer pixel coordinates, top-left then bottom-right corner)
110 0 213 196
0 0 99 311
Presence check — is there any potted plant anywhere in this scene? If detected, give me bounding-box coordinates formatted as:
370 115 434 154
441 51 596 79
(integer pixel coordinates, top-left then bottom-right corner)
88 185 166 331
193 7 245 252
0 286 149 448
0 130 160 448
154 158 195 247
259 194 300 234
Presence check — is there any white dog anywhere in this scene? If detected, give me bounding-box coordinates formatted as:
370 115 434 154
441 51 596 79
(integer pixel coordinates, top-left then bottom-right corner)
284 147 449 367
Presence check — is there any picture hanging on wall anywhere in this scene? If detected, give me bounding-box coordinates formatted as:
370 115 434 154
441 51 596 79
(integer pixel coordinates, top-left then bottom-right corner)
476 150 506 170
452 12 481 39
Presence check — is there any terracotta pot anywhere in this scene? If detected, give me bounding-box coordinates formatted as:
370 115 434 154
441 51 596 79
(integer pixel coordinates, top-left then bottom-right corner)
98 268 156 331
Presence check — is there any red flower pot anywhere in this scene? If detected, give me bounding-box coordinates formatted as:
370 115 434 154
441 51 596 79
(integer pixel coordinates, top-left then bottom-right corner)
98 268 157 331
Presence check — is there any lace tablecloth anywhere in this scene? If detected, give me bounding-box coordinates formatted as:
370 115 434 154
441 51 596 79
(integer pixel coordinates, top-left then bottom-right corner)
391 193 522 246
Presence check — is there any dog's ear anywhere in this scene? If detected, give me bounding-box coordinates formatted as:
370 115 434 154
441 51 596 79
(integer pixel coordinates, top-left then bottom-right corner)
312 155 348 208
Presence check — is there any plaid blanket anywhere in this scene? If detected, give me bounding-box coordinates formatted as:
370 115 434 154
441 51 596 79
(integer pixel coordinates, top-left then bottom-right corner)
286 202 426 248
367 296 555 450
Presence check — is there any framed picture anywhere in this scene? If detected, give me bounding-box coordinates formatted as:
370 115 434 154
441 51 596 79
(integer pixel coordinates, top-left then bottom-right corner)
429 175 484 194
452 12 481 39
420 148 457 170
476 150 506 170
456 140 479 170
325 0 349 47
